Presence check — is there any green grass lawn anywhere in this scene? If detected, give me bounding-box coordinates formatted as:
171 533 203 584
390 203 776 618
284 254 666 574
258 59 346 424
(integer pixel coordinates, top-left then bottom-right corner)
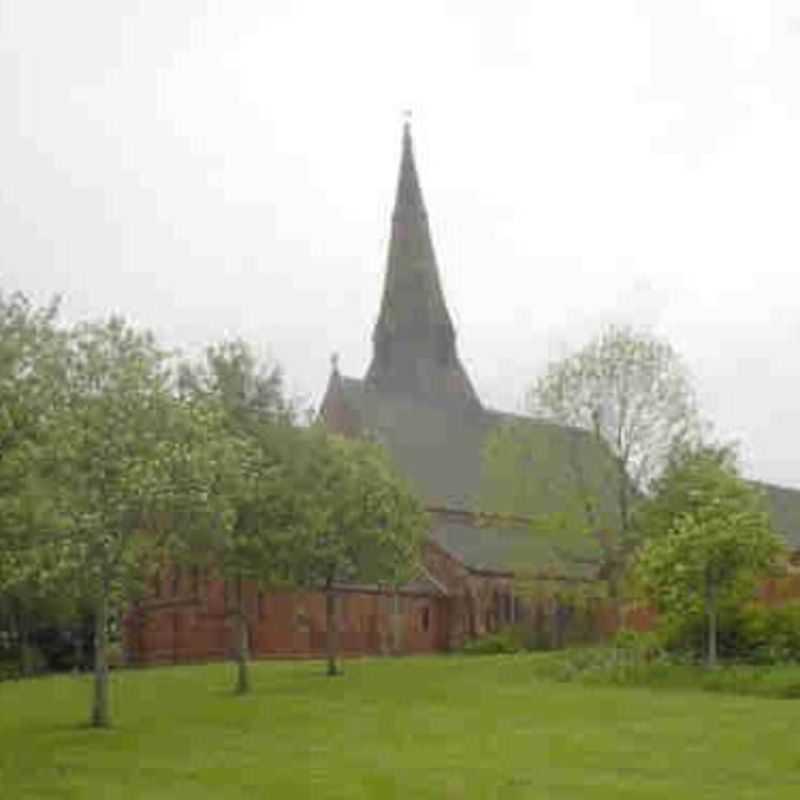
1 655 799 799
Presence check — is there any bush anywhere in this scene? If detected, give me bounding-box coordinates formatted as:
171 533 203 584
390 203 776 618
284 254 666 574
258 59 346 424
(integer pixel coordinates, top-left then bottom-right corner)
462 629 522 655
737 603 800 663
0 654 20 682
659 602 800 665
530 646 800 698
613 629 665 662
19 644 48 676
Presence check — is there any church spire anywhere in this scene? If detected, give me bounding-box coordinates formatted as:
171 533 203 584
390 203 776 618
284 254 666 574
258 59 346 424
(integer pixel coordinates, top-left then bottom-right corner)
365 121 480 409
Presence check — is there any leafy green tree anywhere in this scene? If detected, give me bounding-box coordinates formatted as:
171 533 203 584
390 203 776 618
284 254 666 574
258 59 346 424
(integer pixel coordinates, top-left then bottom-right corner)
4 318 235 727
178 339 291 428
635 450 783 667
177 339 300 694
482 325 700 620
291 430 427 676
633 443 737 539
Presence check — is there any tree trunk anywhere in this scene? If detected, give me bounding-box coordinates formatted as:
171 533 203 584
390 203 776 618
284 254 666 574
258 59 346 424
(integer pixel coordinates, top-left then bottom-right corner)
392 590 401 655
234 576 250 695
91 595 111 728
325 581 339 676
706 581 718 669
16 602 34 678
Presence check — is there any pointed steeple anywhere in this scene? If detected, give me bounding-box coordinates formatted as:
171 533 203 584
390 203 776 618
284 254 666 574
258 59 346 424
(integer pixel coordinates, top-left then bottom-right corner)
365 122 480 409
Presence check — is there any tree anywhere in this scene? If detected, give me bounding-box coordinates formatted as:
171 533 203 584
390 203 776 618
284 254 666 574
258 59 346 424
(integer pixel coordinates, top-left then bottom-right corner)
178 339 291 429
482 325 700 620
177 339 299 694
0 291 71 674
6 318 235 727
290 430 427 676
635 449 783 667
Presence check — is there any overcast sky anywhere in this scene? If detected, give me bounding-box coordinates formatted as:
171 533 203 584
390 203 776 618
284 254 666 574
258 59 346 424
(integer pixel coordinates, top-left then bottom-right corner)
2 1 799 488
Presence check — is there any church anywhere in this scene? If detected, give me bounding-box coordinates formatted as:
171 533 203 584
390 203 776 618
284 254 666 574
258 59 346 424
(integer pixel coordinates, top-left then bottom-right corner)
124 123 800 665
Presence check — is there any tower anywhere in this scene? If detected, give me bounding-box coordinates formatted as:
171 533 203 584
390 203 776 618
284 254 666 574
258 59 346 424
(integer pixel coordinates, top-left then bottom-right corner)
365 122 480 410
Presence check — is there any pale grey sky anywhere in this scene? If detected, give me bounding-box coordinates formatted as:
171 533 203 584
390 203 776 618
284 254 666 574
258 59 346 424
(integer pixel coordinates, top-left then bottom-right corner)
2 1 799 488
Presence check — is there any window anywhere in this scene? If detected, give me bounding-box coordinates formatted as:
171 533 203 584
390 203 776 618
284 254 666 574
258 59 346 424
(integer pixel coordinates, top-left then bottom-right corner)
258 591 265 621
421 606 430 633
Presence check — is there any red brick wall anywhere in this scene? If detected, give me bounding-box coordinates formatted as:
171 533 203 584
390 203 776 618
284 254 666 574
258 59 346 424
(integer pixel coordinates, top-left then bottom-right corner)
421 539 515 648
759 574 800 607
124 570 449 666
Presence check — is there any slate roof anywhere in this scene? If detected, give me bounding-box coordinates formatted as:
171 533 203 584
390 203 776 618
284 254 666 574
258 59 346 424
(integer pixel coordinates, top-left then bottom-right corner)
330 376 611 578
332 377 800 573
429 519 598 579
338 377 607 509
752 481 800 551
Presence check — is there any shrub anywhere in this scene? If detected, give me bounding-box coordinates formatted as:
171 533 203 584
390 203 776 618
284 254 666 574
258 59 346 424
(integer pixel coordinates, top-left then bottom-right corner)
613 629 665 662
736 603 800 663
462 629 521 655
659 602 800 665
0 654 20 682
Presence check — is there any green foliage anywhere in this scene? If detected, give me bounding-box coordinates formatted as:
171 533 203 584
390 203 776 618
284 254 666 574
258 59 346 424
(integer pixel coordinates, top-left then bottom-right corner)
0 656 19 682
738 603 800 663
481 326 701 616
283 429 427 676
176 340 303 693
634 443 741 541
531 325 700 498
177 340 301 586
481 421 620 560
0 315 239 724
661 602 800 665
0 291 72 634
635 449 784 665
636 511 780 619
461 629 523 655
12 318 231 602
290 429 427 588
531 645 800 700
178 338 294 429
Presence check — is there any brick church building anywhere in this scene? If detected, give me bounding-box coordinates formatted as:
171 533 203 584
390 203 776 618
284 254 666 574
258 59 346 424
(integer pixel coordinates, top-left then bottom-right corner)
124 123 800 665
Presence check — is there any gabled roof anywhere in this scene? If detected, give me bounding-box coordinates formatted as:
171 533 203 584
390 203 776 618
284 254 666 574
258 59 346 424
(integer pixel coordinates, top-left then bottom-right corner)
324 375 800 573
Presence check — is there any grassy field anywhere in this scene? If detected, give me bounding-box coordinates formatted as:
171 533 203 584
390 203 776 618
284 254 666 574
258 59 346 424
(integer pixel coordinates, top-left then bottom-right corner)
1 655 799 799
